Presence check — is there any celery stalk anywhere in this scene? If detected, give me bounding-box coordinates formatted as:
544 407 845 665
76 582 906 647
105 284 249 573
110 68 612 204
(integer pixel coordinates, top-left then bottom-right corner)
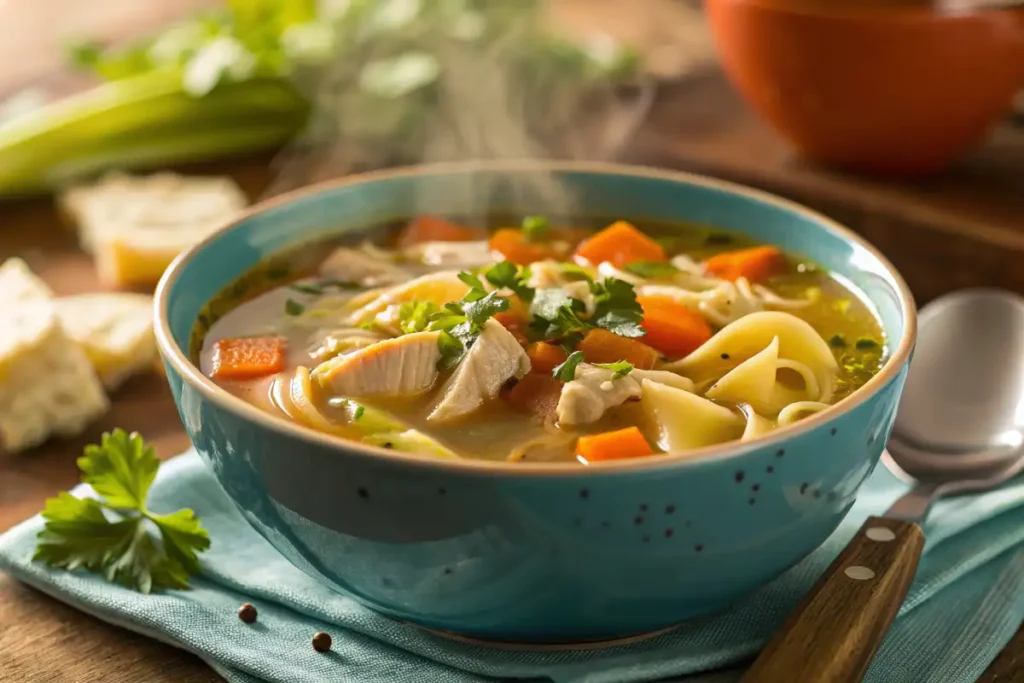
0 73 308 196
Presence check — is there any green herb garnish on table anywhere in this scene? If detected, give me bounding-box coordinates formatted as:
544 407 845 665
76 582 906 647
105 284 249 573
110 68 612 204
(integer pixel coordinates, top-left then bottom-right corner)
33 429 209 593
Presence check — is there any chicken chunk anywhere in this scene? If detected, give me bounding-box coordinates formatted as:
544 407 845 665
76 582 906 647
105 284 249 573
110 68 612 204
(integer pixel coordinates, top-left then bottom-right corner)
428 320 530 422
313 331 441 398
556 364 695 426
319 246 409 286
405 240 493 268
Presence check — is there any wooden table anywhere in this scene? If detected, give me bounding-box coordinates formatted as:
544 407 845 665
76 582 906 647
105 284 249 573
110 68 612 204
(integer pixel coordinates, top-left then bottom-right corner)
2 13 1024 680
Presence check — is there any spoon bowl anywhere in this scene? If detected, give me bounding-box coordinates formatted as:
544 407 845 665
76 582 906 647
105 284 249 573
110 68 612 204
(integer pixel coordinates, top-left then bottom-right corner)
743 289 1024 683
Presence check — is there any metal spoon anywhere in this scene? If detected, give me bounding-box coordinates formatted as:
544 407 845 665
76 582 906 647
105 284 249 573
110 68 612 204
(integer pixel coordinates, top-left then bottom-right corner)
742 289 1024 683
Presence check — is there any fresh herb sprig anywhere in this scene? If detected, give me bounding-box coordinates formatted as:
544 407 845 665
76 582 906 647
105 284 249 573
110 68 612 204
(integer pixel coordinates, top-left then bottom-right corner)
530 276 645 347
594 360 634 379
552 350 585 381
426 272 511 371
34 430 209 594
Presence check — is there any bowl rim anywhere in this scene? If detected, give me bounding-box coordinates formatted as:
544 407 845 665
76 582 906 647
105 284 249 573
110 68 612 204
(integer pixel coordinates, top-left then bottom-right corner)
154 159 917 477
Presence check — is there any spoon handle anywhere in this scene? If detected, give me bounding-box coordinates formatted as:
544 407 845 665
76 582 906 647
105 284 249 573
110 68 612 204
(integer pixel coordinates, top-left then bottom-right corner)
740 516 924 683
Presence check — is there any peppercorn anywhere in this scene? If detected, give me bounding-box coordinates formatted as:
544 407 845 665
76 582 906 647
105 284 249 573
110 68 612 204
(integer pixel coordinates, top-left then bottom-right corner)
238 603 257 624
312 631 332 652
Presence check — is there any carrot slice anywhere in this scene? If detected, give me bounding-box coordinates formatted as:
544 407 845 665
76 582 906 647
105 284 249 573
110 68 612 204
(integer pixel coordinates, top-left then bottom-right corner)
704 246 786 283
637 296 713 358
398 215 483 247
489 228 559 265
578 328 660 370
527 342 569 375
576 426 655 463
211 336 287 380
503 373 563 420
573 221 666 268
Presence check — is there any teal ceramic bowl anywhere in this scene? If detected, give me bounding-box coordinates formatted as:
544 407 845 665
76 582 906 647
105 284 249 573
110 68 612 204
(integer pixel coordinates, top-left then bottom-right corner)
155 161 916 643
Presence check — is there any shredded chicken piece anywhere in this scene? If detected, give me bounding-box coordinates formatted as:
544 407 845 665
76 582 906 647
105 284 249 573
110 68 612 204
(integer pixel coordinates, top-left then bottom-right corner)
313 331 441 398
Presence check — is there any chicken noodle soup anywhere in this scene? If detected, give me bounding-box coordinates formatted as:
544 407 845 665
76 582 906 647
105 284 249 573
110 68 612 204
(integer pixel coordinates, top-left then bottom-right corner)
198 216 885 463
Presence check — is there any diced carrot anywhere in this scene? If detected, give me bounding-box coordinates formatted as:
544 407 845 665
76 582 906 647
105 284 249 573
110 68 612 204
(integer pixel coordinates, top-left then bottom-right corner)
576 426 655 464
573 221 666 268
578 328 661 370
494 310 529 346
527 342 569 375
503 373 564 421
489 228 559 265
398 215 483 247
211 336 287 380
637 296 713 358
703 246 787 283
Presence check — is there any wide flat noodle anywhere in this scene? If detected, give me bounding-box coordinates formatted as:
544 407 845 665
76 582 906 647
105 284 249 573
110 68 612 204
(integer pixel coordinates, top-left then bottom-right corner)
641 379 744 451
705 337 823 417
664 312 838 402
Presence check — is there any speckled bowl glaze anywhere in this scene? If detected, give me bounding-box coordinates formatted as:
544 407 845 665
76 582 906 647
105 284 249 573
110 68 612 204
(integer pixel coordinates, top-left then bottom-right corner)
155 161 916 643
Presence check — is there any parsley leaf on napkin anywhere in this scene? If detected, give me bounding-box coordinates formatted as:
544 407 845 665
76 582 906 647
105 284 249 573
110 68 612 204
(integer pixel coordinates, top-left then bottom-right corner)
33 429 210 594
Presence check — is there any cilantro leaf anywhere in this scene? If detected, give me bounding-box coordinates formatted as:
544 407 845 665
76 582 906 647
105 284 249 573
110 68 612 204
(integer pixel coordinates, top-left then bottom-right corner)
591 278 646 338
623 261 679 279
457 271 488 301
484 261 535 301
594 361 634 379
521 215 550 242
552 350 585 381
461 291 510 327
33 430 210 594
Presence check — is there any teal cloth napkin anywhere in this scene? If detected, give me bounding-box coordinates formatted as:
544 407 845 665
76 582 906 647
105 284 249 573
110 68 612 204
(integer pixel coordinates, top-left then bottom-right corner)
2 449 1024 683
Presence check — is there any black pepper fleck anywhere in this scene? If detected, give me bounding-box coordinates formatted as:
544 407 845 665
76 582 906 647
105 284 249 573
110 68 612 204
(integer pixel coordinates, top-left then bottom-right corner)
695 544 704 552
634 516 644 525
238 603 257 623
580 488 590 499
751 484 760 492
766 465 774 474
720 353 730 360
776 449 785 458
734 470 745 483
382 442 394 449
312 632 333 652
357 487 369 499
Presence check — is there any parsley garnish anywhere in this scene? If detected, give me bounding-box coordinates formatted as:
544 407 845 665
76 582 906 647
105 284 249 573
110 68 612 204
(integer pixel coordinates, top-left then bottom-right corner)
521 215 550 242
590 278 645 338
425 271 512 371
552 350 585 381
594 361 634 379
484 261 535 301
624 261 679 279
284 298 305 316
856 337 880 350
33 430 209 594
353 406 365 420
529 276 646 343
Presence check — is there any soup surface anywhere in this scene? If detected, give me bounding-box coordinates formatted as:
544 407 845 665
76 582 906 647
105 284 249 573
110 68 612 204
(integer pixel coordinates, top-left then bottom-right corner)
199 216 885 463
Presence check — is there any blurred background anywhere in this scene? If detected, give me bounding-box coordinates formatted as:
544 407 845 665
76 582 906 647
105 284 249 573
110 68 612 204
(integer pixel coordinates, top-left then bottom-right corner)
0 0 1023 301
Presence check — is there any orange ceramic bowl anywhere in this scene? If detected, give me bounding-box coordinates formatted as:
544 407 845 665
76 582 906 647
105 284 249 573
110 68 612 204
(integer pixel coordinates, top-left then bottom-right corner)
705 0 1024 175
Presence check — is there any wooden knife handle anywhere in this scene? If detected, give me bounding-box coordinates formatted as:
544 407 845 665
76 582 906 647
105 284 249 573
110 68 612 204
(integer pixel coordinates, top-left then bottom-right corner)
741 516 925 683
